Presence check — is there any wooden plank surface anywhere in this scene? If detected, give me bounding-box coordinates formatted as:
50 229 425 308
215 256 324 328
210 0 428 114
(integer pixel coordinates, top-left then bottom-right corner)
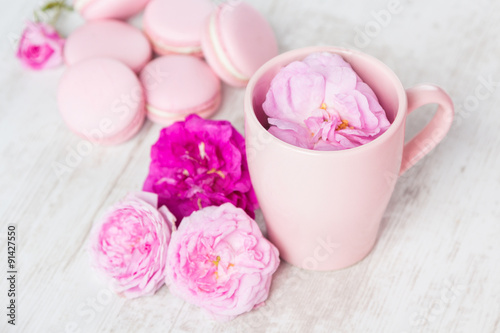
1 0 499 332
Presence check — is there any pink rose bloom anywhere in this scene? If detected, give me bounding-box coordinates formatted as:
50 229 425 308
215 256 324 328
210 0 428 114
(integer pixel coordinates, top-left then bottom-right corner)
263 52 391 150
16 21 65 70
143 114 258 223
88 192 175 298
166 203 280 321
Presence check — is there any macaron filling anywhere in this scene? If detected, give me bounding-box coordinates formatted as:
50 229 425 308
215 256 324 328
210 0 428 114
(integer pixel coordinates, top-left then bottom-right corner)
209 13 249 82
150 37 202 55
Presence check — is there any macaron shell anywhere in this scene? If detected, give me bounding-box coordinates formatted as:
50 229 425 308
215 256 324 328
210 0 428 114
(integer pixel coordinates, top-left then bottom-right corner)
146 93 221 126
143 0 213 55
139 55 221 123
64 20 152 73
58 58 145 145
102 105 145 145
202 2 278 87
76 0 150 20
201 21 246 87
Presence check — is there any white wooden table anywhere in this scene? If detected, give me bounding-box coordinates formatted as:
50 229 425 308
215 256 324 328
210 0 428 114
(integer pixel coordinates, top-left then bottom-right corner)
1 0 500 332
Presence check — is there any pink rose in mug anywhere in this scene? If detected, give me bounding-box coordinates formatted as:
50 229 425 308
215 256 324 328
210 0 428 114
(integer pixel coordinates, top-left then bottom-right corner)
263 52 390 150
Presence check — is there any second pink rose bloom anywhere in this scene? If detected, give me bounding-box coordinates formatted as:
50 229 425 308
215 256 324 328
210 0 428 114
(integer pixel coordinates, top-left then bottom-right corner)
263 52 391 150
166 203 280 321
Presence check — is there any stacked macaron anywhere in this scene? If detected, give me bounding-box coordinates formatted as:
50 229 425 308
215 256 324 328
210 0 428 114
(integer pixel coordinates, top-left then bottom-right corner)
142 0 213 57
59 18 151 145
58 0 278 144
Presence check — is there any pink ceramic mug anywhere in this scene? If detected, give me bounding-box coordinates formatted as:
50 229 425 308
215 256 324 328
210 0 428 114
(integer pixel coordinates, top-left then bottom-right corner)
244 46 454 271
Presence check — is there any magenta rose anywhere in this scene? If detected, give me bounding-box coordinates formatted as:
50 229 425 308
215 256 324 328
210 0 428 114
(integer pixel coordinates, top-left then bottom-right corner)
165 203 280 321
88 192 175 298
143 114 258 222
263 52 391 150
16 21 65 70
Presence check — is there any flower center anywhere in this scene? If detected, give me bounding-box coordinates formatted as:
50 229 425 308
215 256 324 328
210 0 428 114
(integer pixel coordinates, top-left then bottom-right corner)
211 255 221 279
207 168 225 179
319 103 350 130
29 45 41 57
336 119 349 130
198 142 207 159
211 255 221 267
210 255 234 280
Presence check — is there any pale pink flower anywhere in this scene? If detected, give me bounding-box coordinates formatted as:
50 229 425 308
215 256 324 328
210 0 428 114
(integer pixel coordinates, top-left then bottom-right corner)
166 203 280 321
263 52 390 150
88 192 175 298
16 21 65 70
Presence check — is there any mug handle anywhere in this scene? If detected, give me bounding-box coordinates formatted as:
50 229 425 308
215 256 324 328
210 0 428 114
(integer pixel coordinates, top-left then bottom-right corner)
400 84 454 175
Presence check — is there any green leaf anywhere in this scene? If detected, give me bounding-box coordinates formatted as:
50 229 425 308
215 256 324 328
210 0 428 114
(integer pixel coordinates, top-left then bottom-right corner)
41 1 60 11
40 0 71 12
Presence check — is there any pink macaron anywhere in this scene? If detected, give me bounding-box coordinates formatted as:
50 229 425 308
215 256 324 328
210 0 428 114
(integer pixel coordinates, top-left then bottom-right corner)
64 20 152 73
58 58 146 145
74 0 150 21
201 1 279 87
139 55 221 125
143 0 213 57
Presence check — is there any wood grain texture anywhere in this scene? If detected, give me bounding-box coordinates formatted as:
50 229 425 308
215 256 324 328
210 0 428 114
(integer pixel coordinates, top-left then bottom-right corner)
1 0 499 332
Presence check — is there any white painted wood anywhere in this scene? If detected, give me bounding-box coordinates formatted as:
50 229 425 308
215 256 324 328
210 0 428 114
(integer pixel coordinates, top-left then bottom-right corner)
1 0 499 332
